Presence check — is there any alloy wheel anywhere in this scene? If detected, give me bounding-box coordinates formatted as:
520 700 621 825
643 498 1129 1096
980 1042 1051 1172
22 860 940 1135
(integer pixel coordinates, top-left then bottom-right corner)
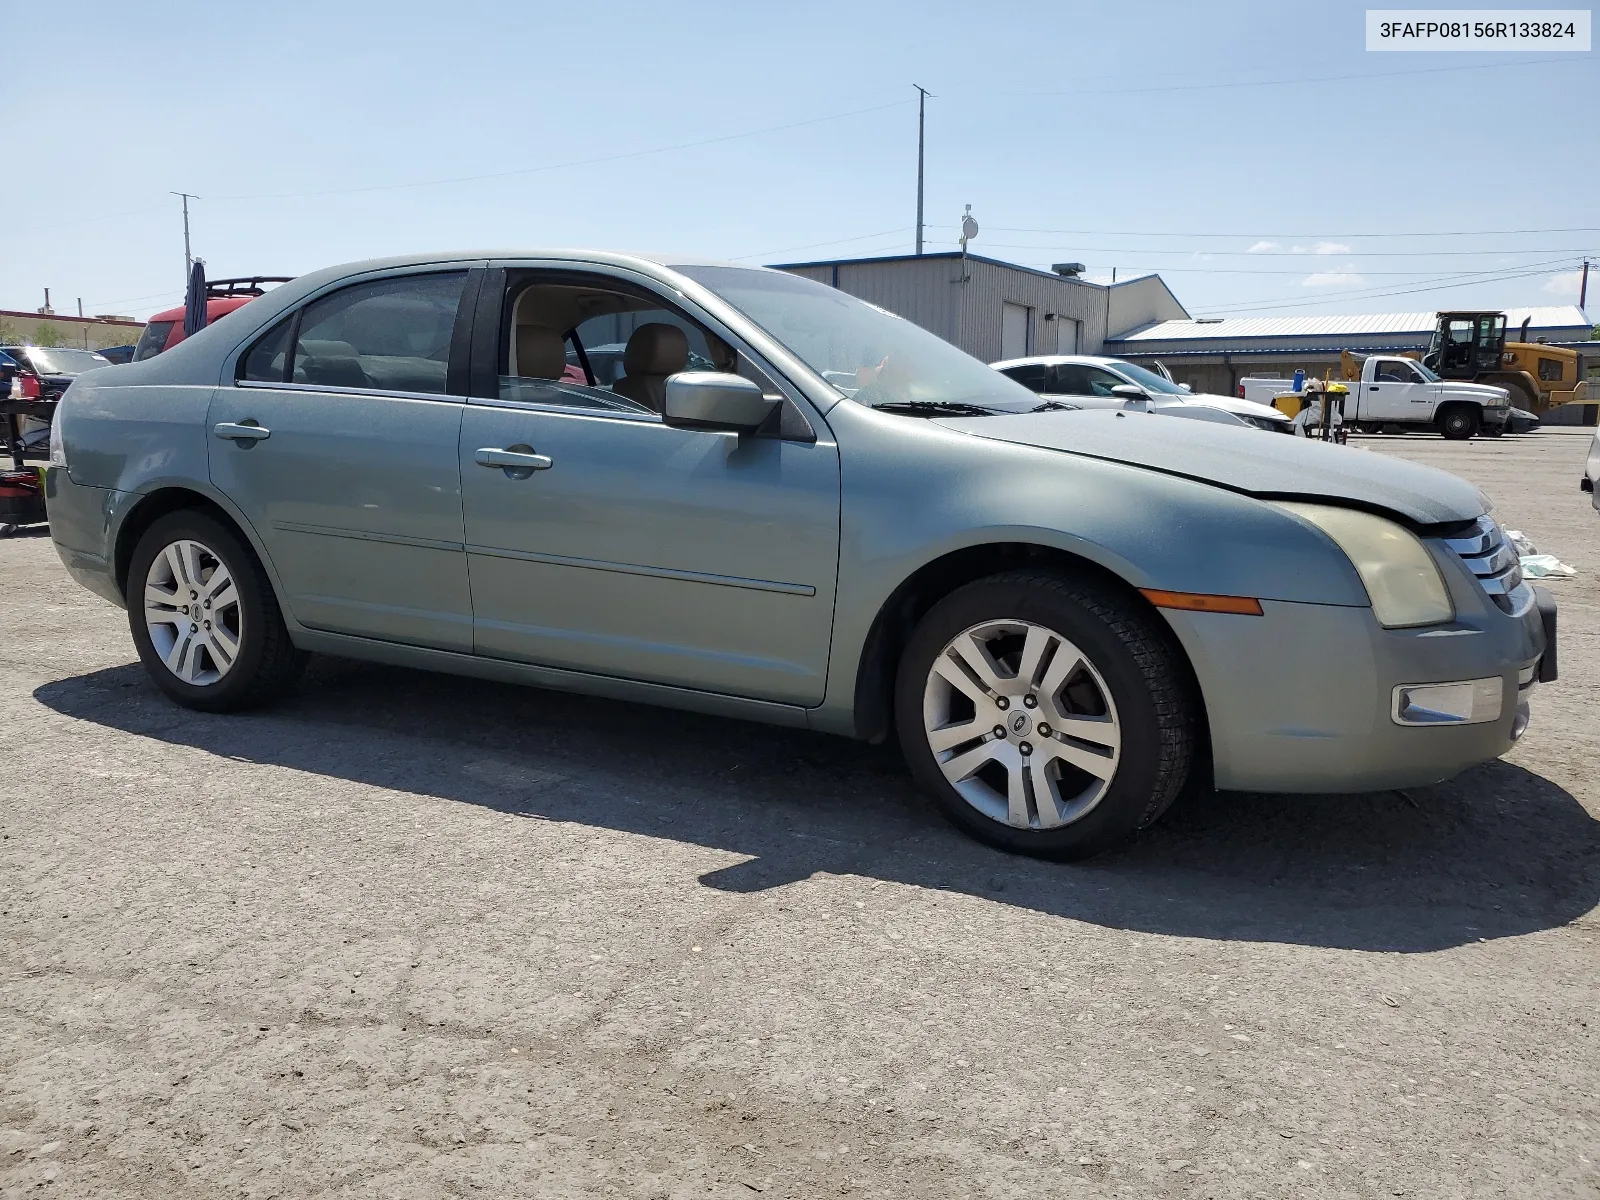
143 539 244 686
921 619 1122 830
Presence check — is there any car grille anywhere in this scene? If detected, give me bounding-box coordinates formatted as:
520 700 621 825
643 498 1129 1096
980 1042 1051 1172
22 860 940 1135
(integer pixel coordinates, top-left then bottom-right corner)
1439 516 1522 613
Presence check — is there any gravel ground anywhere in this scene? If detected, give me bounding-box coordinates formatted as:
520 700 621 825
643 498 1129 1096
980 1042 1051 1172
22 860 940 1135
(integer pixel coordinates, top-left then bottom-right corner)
3 430 1597 1199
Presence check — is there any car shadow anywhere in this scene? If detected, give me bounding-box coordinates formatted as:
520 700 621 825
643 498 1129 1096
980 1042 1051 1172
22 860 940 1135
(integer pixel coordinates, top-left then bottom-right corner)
33 658 1600 954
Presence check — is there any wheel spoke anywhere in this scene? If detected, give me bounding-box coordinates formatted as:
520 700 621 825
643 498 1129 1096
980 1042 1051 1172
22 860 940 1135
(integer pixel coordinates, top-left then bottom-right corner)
1049 713 1120 754
927 719 985 754
929 654 989 707
144 582 181 612
204 570 236 608
208 622 240 665
1028 760 1066 828
165 631 195 681
1036 644 1086 715
163 543 191 591
1005 757 1030 827
937 740 1003 786
1041 735 1118 781
180 542 207 593
946 631 1008 696
1015 625 1057 691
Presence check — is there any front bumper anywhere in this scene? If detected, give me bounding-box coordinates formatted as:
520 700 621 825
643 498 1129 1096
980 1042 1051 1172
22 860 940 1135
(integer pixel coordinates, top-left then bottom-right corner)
1161 568 1550 794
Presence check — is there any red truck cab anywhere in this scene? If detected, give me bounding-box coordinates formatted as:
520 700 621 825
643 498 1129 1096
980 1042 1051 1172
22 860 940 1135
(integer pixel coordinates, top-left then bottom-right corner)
133 276 293 361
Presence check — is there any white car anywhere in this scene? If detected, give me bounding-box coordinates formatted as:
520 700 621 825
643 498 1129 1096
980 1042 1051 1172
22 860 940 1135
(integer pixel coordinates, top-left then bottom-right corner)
993 355 1293 432
1584 427 1600 514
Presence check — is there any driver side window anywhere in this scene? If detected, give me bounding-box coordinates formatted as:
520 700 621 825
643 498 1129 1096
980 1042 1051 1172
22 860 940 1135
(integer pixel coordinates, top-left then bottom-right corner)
498 276 760 416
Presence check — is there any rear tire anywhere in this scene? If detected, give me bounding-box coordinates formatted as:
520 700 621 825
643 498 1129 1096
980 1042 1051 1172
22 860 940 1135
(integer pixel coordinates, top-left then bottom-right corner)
1437 406 1480 440
894 570 1196 861
127 510 306 712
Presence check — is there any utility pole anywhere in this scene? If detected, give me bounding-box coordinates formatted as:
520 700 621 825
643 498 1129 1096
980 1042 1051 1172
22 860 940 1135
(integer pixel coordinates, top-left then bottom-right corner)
171 192 199 276
913 85 930 256
1581 258 1590 310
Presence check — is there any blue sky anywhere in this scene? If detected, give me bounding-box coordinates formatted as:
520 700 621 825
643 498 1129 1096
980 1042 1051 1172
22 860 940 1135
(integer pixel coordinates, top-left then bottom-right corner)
3 0 1594 322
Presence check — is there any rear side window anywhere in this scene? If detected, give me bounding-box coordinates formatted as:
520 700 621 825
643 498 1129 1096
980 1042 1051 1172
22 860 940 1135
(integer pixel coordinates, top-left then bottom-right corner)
133 321 174 362
239 317 294 382
291 272 466 395
1001 363 1047 393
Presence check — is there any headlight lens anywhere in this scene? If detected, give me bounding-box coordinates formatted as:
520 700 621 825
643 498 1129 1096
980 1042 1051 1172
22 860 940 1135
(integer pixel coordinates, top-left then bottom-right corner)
1278 502 1453 628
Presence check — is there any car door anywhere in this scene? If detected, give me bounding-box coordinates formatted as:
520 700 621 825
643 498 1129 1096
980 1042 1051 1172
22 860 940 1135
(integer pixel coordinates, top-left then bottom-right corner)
1365 358 1429 420
207 268 477 652
458 266 841 706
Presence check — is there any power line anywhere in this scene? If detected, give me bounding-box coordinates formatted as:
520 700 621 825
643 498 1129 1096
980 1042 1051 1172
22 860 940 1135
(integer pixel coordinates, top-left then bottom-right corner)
208 98 915 202
1194 263 1580 314
929 223 1600 240
991 54 1586 98
732 228 907 262
955 241 1600 259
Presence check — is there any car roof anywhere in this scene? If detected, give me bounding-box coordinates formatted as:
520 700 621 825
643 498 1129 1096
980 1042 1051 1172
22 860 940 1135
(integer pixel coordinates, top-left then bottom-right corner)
990 354 1128 369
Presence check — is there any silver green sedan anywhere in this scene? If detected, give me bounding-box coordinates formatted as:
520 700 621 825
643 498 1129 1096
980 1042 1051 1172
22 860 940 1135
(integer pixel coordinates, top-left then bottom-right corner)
44 252 1557 859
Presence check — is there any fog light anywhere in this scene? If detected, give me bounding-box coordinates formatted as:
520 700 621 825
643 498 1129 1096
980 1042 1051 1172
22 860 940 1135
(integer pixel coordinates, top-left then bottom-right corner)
1391 678 1503 726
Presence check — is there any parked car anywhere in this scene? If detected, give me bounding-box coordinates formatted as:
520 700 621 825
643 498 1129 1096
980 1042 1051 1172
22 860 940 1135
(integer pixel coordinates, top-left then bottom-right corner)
1505 408 1541 435
0 345 112 402
1241 355 1510 439
46 252 1556 860
1 345 111 455
1583 427 1600 514
96 344 137 365
994 354 1293 432
132 276 293 361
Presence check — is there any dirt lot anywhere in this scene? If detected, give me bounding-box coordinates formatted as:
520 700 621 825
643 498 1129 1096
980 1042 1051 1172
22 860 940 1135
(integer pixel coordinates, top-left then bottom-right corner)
2 430 1597 1199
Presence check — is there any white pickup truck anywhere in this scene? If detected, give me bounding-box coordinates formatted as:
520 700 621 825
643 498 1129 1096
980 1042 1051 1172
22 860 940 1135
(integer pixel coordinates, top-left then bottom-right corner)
1241 355 1510 440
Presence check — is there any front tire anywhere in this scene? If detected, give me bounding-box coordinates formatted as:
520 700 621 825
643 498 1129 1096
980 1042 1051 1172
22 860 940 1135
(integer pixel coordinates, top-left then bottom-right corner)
894 570 1196 861
1437 406 1480 440
127 510 306 712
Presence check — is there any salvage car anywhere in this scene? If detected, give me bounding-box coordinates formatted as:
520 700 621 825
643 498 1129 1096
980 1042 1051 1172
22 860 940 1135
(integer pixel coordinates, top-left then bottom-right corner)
1584 427 1600 514
994 354 1294 432
45 252 1557 860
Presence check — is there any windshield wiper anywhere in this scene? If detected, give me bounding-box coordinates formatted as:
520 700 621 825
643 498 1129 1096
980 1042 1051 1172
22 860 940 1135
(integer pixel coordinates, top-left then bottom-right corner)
871 400 1002 417
1031 400 1080 412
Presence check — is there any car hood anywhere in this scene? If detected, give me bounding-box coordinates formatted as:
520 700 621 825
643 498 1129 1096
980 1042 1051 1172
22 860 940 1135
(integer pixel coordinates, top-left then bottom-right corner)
936 409 1486 525
1445 381 1509 401
1156 391 1288 421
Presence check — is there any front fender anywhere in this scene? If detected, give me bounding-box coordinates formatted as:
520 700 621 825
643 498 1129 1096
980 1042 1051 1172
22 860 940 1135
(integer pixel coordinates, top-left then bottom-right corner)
815 403 1370 734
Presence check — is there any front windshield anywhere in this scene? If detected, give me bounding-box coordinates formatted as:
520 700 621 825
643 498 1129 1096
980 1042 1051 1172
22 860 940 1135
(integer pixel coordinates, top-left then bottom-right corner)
22 347 111 374
1413 361 1440 382
1104 359 1188 395
673 265 1040 413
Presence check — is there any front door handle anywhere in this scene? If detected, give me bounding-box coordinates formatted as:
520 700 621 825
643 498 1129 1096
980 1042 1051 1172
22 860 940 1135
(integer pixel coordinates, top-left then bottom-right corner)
214 421 271 442
475 447 553 471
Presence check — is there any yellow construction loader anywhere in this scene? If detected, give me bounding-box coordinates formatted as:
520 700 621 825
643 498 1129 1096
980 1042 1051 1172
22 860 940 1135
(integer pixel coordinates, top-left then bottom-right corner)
1413 311 1587 415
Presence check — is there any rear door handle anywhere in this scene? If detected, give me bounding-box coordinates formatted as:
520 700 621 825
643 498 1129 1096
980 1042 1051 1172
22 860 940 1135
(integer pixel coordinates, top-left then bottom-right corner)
214 421 271 442
475 447 553 471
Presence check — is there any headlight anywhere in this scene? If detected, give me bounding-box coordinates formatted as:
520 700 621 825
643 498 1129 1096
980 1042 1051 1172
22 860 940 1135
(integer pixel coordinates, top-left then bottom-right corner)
1277 502 1453 628
48 413 67 468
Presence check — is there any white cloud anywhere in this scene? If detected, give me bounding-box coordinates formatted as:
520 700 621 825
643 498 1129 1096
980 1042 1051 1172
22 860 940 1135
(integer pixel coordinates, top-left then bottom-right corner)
1542 270 1584 296
1302 271 1366 287
1313 241 1351 255
1246 240 1280 253
1290 244 1309 254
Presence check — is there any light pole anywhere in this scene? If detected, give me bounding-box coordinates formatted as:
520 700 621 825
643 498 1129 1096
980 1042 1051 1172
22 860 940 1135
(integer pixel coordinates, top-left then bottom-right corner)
914 85 930 256
171 192 199 278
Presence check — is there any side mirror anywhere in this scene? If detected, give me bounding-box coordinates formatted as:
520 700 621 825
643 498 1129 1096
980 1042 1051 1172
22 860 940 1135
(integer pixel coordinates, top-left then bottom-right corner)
1178 382 1192 392
662 371 779 433
1110 383 1146 400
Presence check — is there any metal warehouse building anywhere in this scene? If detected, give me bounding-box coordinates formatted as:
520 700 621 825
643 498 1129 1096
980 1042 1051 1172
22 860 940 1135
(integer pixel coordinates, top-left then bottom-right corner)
1105 305 1595 420
773 253 1187 364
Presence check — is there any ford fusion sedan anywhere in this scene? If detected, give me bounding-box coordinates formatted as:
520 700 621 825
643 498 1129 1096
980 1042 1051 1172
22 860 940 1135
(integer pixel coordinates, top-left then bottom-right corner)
45 252 1556 860
994 353 1293 432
